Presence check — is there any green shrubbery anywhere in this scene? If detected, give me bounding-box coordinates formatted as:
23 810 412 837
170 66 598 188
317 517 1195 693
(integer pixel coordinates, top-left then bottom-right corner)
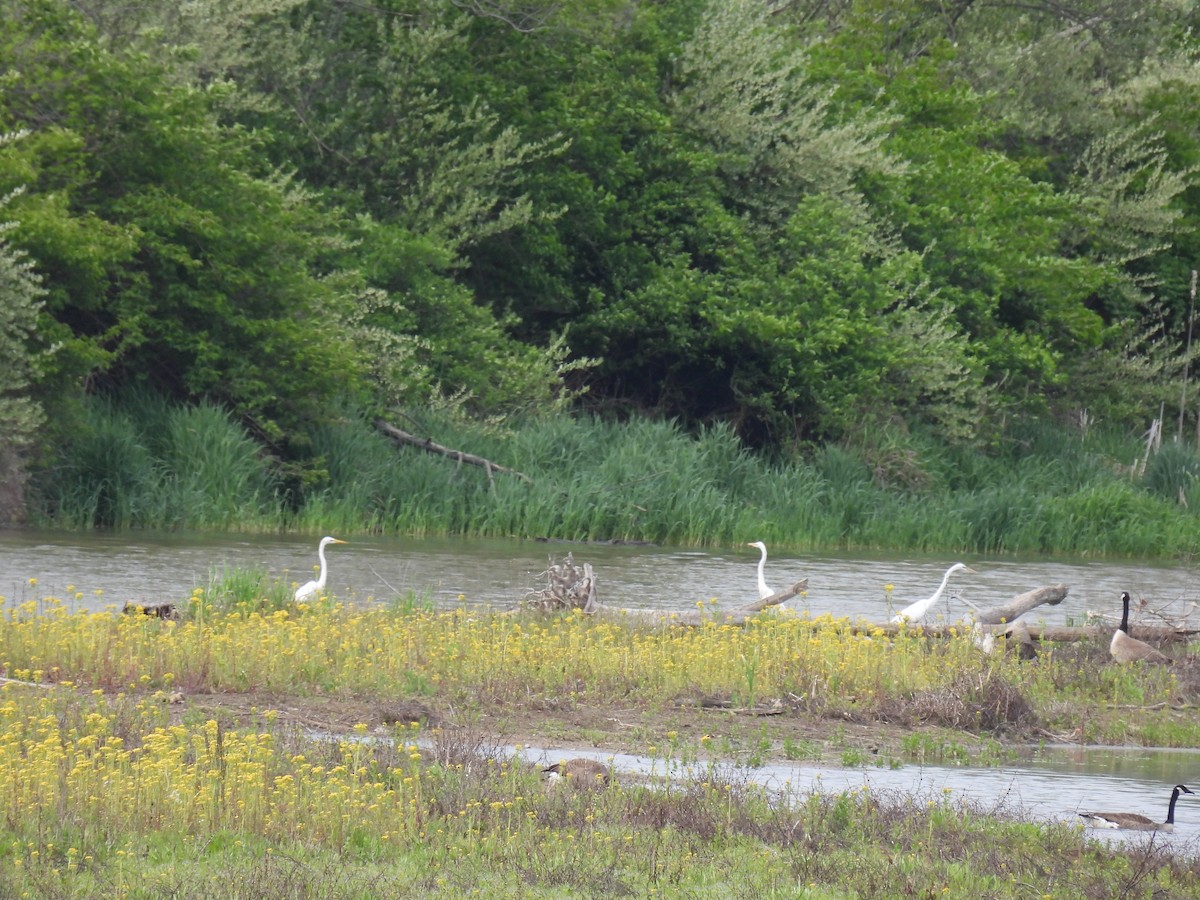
30 395 1200 558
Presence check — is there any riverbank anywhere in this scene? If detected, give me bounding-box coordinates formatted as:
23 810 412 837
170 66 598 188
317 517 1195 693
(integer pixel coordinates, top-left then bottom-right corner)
28 400 1200 559
1 597 1198 896
1 672 1197 898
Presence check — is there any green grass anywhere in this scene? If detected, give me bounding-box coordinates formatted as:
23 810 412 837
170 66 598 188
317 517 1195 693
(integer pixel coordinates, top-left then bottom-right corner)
0 687 1191 899
0 594 1196 896
29 393 1200 558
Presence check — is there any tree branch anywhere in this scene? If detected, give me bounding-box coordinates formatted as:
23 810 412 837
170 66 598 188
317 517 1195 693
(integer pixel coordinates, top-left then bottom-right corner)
374 418 533 484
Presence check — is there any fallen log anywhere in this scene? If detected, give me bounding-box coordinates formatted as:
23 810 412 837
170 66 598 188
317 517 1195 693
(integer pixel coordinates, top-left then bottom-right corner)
374 418 532 485
595 580 808 627
871 622 1197 644
974 584 1069 624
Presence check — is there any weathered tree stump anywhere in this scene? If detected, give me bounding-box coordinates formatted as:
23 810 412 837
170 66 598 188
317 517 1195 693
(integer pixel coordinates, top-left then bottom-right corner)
523 553 598 613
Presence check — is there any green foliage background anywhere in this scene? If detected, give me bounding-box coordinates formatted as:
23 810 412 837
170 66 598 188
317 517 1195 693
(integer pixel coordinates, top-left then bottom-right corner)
3 0 1200 545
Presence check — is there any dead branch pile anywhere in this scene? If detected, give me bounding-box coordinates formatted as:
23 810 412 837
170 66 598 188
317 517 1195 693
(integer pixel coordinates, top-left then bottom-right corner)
522 553 598 613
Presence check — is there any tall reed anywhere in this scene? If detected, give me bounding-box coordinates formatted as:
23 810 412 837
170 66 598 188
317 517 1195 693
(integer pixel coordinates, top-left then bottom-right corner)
37 393 278 531
30 394 1200 558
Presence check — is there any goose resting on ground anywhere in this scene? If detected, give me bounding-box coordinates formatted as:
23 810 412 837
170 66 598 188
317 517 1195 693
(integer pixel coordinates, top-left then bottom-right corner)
542 758 612 789
1110 591 1171 664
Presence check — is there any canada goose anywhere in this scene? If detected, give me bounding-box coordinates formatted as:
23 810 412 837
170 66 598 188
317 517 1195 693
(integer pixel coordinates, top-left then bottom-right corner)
1110 591 1170 664
1079 784 1194 832
1006 618 1037 661
542 758 611 789
294 536 348 602
746 541 774 600
890 563 977 624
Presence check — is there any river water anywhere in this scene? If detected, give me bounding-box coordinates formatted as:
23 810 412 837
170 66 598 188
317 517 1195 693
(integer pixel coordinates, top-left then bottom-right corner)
2 529 1198 629
516 743 1200 848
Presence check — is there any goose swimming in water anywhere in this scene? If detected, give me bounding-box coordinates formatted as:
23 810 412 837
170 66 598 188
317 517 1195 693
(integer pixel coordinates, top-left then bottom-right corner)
1079 784 1193 832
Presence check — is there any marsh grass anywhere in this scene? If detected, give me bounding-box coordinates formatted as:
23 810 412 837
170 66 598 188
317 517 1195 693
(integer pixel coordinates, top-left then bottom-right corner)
3 598 1197 750
40 394 278 532
33 394 1200 556
204 565 294 614
0 683 1193 898
0 599 1196 895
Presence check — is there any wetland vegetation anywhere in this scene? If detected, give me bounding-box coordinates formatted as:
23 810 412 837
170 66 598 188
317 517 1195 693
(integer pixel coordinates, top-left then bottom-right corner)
29 395 1200 561
6 0 1200 893
0 589 1197 896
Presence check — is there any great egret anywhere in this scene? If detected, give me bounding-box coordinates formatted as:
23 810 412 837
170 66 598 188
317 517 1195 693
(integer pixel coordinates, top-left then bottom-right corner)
889 563 977 624
294 536 348 602
1079 784 1194 832
746 541 774 599
542 758 611 789
1110 591 1171 664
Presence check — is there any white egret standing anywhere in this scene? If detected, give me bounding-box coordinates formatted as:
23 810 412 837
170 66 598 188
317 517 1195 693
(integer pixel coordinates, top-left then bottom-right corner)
890 562 977 624
294 536 348 602
747 541 774 599
1110 591 1171 664
1079 784 1193 832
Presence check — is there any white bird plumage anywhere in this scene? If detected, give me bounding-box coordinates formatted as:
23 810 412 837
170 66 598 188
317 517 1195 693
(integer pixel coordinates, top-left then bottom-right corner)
1079 784 1193 832
747 541 774 599
890 563 977 624
294 536 347 602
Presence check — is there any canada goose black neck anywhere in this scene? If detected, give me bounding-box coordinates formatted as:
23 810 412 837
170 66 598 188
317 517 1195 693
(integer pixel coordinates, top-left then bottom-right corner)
1079 784 1194 831
1110 591 1171 664
1166 784 1193 826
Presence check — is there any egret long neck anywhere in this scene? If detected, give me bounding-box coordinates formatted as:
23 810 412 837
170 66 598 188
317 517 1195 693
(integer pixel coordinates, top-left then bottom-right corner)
934 568 954 598
316 543 329 587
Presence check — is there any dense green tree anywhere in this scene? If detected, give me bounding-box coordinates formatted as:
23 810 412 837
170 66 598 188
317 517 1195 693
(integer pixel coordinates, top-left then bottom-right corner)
0 0 366 444
5 0 1200 475
0 133 48 523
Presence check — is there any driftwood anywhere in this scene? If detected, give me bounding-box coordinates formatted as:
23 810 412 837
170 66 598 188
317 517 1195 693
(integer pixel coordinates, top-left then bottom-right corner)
518 563 1196 646
595 581 808 627
874 621 1196 644
0 676 54 689
523 553 599 613
973 584 1068 624
374 418 532 486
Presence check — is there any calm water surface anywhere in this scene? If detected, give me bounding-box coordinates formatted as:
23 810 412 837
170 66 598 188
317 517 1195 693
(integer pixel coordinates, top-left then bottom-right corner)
513 743 1200 848
1 529 1198 628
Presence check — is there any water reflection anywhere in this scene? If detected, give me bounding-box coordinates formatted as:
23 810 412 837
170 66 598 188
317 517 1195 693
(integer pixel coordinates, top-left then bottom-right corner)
2 529 1198 628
